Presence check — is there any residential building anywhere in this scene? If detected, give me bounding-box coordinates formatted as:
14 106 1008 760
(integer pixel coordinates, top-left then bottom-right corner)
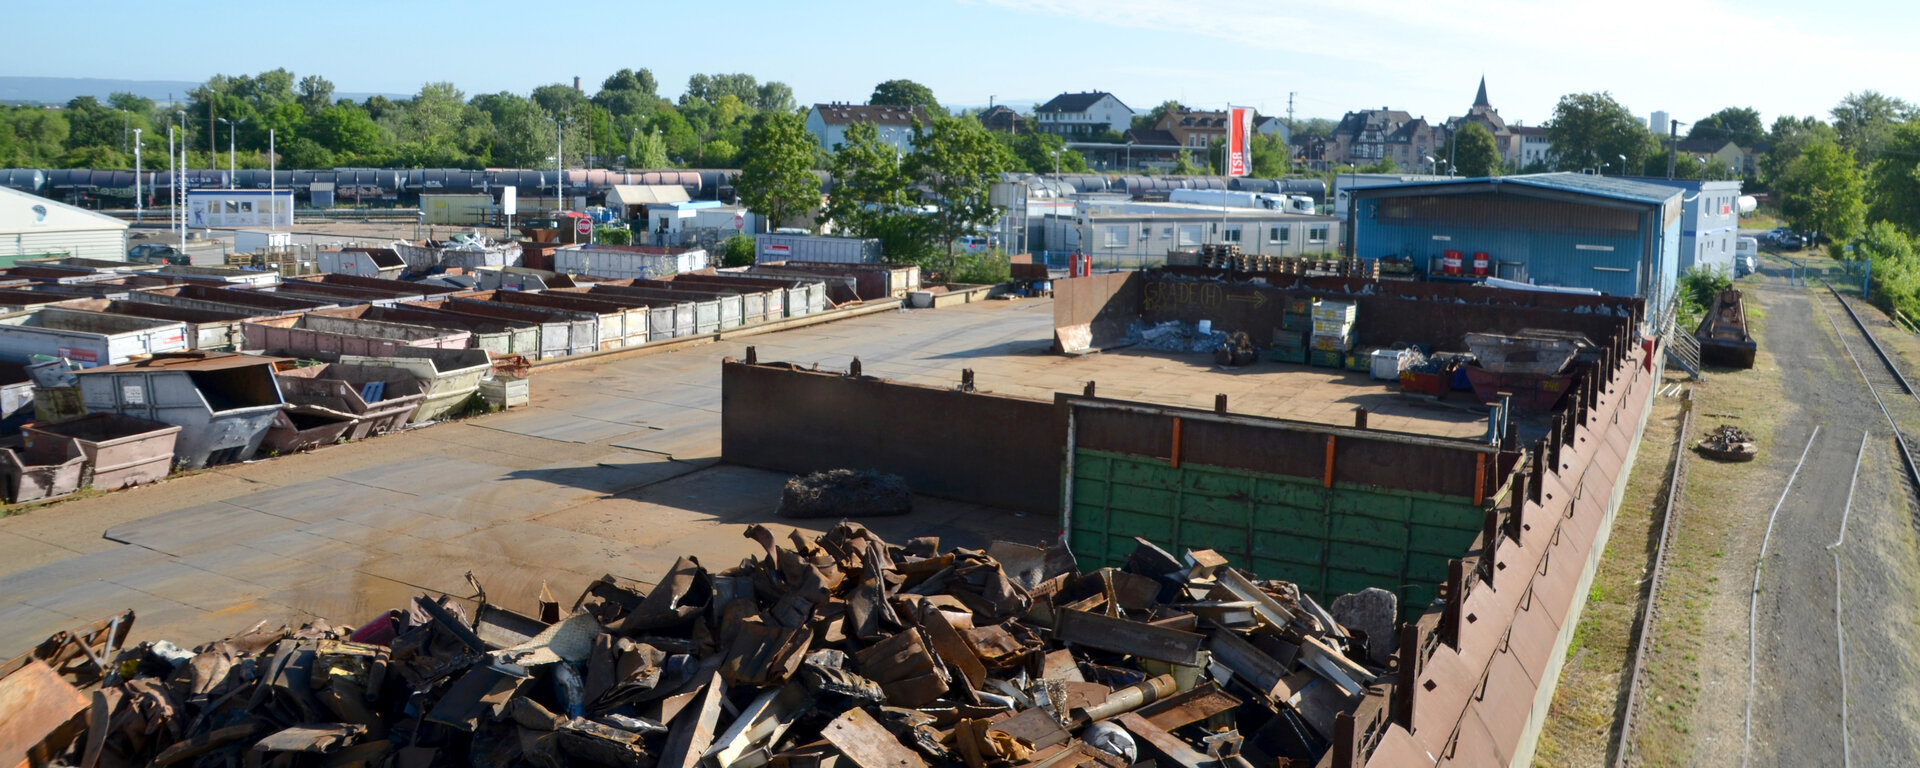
1042 198 1341 263
805 103 932 153
1033 91 1134 138
1330 108 1438 171
1087 128 1190 172
1349 173 1684 317
1158 107 1230 150
1254 116 1291 145
1515 126 1553 169
0 185 128 262
1444 78 1519 169
1635 178 1743 274
1650 111 1670 136
977 105 1027 134
1673 138 1753 177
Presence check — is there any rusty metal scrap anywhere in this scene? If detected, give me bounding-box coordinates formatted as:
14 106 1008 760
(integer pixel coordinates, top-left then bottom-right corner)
0 533 1387 768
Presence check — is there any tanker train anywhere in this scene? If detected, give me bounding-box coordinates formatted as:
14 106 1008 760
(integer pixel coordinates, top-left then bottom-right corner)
0 167 1325 209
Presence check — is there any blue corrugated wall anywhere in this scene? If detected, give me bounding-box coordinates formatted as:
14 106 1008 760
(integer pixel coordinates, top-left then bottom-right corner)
1355 199 1649 297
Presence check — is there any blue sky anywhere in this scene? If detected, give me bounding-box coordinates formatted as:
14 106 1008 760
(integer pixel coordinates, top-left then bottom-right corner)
6 0 1914 129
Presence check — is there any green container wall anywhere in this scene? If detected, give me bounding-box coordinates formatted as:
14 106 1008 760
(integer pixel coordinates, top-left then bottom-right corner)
1068 448 1484 615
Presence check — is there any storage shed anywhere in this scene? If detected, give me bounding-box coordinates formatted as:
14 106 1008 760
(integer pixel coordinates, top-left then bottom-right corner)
1349 172 1683 318
0 186 129 263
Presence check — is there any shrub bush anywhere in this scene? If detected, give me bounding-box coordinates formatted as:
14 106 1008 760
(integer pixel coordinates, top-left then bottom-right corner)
722 235 756 268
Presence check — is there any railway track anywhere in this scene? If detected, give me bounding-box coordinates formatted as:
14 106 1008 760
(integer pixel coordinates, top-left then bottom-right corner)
1815 283 1920 499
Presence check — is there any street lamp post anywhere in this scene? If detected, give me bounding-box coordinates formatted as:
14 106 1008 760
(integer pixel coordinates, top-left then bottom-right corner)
216 117 246 189
544 115 573 212
175 111 187 250
133 128 142 224
1619 153 1628 177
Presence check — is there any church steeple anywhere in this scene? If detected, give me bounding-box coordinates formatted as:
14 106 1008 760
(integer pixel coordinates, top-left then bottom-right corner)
1473 76 1491 109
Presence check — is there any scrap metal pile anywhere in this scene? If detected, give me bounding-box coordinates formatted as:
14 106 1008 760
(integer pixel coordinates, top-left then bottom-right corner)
3 526 1390 768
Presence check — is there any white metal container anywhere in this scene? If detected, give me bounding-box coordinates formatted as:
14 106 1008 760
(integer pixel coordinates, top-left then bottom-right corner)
0 308 189 367
234 230 293 254
755 234 881 265
1371 348 1411 381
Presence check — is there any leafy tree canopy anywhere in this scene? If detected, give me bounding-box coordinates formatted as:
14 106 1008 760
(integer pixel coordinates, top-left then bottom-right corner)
1687 106 1764 147
870 79 942 115
1452 121 1502 177
1545 92 1646 172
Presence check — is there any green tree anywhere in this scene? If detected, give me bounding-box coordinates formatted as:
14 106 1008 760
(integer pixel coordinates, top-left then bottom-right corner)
279 136 336 170
627 129 668 169
1171 151 1202 176
1867 121 1920 233
685 73 792 113
61 96 124 151
737 111 821 230
472 92 549 168
905 116 1016 275
702 138 739 166
308 104 386 161
1760 115 1838 189
1249 133 1291 178
297 75 335 115
1452 121 1502 176
1776 136 1866 241
823 121 928 264
722 234 756 267
1132 100 1182 132
994 131 1086 175
1358 157 1398 173
1831 90 1914 161
600 69 658 99
870 79 941 115
58 145 130 169
647 110 699 164
530 83 591 118
1687 107 1764 147
1546 92 1646 171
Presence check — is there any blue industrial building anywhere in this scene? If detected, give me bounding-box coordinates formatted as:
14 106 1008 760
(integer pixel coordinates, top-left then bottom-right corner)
1349 173 1683 317
1630 178 1743 275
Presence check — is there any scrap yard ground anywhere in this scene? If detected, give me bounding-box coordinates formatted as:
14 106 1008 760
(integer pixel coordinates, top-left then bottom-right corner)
0 294 1488 653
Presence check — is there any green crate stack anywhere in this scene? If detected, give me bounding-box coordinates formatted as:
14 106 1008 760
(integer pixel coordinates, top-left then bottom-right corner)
1310 348 1346 368
1345 349 1373 372
1270 328 1309 364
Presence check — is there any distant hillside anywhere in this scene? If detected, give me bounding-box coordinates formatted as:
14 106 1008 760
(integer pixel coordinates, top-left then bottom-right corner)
0 76 406 106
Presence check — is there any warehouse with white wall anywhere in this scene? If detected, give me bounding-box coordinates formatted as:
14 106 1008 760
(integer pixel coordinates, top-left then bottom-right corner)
0 185 128 263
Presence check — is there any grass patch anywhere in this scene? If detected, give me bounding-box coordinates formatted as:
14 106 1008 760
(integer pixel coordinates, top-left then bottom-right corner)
1537 287 1793 767
1633 287 1791 765
1534 372 1684 767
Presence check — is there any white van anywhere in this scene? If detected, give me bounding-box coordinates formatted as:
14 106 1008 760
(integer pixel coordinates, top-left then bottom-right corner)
1735 237 1758 276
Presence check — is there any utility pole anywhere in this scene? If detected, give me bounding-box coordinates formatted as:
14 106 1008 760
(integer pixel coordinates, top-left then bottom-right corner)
1667 120 1684 180
1286 92 1296 176
208 101 216 171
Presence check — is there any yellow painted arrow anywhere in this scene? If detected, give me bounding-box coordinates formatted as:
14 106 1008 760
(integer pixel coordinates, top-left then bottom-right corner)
1226 291 1268 309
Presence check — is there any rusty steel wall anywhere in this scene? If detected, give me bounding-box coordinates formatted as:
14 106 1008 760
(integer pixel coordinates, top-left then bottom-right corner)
1066 398 1495 500
721 361 1061 513
1136 273 1636 353
1051 272 1141 351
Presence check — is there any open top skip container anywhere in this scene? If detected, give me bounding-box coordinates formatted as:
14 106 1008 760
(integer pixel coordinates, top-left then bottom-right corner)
339 347 491 422
0 435 87 503
75 351 288 469
276 362 430 438
23 412 181 489
0 307 190 367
